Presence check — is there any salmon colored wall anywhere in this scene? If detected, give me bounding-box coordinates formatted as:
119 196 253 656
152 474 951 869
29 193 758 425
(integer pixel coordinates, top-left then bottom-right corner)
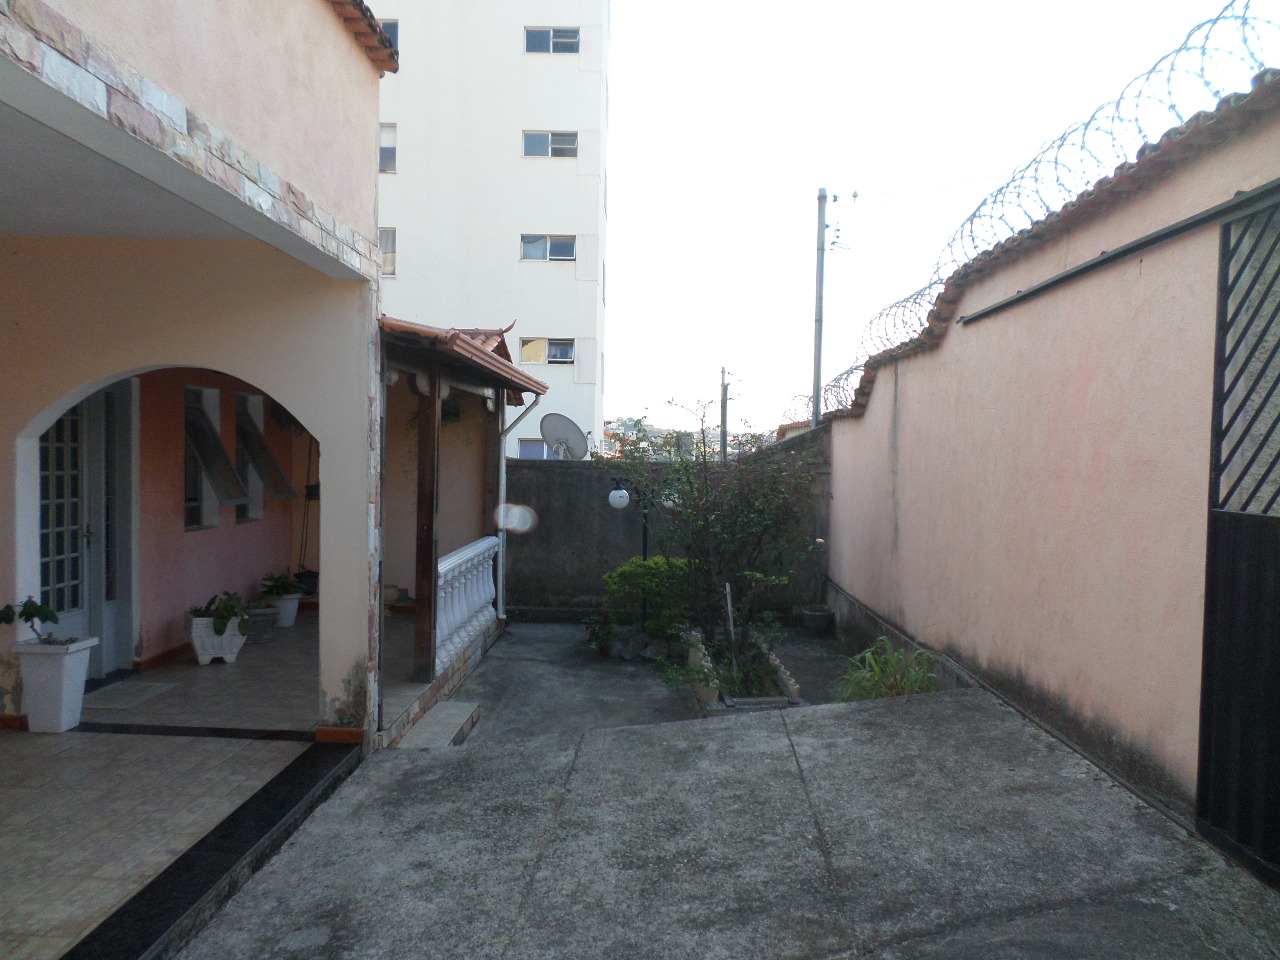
827 118 1280 808
438 392 489 557
137 369 294 660
382 376 418 593
0 238 377 725
42 0 382 234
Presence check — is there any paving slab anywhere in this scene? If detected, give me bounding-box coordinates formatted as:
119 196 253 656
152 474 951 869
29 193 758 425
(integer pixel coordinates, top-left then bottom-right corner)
173 627 1280 960
507 717 850 959
457 622 701 743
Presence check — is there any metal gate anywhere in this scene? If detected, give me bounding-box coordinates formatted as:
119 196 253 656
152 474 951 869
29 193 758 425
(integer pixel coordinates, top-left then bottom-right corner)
1199 198 1280 884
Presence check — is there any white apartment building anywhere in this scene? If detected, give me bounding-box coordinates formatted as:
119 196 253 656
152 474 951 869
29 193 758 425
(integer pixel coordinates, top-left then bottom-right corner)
377 1 609 459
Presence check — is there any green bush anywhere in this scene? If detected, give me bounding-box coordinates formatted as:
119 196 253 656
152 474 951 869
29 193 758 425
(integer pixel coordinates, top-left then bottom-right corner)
583 609 615 656
602 556 691 641
838 637 941 700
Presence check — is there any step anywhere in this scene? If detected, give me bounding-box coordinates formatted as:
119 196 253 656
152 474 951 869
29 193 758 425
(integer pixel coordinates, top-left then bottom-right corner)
393 700 480 749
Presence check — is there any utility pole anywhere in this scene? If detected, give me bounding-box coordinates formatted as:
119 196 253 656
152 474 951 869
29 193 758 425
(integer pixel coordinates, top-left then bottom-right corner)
812 187 828 430
720 367 728 462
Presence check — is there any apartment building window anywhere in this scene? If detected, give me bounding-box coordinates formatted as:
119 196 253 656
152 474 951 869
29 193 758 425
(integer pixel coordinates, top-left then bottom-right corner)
520 234 575 261
518 439 551 459
379 124 397 173
379 228 397 275
523 131 578 158
520 338 574 364
380 20 398 47
525 27 579 53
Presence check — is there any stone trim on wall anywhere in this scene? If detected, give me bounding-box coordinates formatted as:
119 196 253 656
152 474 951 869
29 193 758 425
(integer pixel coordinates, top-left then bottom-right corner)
0 0 381 280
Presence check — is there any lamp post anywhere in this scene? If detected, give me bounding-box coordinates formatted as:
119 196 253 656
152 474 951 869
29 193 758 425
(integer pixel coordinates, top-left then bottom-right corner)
609 478 650 630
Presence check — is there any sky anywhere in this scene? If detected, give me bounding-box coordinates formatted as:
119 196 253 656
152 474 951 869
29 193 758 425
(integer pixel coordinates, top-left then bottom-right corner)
604 0 1241 433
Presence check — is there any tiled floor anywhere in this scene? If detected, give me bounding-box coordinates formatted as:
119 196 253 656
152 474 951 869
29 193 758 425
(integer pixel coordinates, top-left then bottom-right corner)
0 730 308 959
80 611 322 731
0 608 430 959
78 608 425 732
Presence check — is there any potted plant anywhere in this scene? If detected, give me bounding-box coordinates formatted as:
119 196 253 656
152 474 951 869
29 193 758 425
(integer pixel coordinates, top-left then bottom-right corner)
800 538 834 636
244 600 278 643
2 596 98 733
187 592 250 665
260 571 305 628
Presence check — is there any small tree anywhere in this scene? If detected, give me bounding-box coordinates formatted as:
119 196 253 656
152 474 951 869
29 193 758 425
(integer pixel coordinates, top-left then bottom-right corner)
632 405 816 695
1 597 59 642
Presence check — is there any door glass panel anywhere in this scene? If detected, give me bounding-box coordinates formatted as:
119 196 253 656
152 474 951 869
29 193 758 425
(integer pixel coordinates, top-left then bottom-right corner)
40 405 85 615
103 391 116 602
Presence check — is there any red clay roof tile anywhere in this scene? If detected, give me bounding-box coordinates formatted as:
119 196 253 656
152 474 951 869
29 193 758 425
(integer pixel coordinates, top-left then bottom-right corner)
329 0 397 73
379 316 547 405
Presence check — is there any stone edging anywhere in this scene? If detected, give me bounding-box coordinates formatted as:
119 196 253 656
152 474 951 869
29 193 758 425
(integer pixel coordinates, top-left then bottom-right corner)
684 630 802 708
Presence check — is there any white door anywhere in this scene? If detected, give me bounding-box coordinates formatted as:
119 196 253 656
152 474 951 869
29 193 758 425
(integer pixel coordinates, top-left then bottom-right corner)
39 384 132 678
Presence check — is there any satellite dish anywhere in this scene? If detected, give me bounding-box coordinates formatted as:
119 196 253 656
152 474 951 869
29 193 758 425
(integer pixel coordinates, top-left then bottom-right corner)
539 413 588 460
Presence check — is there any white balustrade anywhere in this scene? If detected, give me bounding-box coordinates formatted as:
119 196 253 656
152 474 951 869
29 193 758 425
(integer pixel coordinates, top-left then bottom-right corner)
435 536 500 673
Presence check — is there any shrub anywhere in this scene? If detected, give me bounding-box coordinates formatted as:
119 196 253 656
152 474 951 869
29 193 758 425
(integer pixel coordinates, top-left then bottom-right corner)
583 609 615 656
609 405 819 697
602 556 691 641
838 637 941 700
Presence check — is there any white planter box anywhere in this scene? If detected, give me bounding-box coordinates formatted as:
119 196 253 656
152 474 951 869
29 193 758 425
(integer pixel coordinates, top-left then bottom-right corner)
14 636 99 733
188 616 248 665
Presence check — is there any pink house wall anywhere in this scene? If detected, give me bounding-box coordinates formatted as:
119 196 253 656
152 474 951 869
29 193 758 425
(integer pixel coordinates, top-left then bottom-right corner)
827 110 1280 815
137 369 294 661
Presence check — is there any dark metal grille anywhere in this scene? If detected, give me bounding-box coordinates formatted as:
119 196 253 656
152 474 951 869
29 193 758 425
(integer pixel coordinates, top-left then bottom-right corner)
40 406 83 613
1214 202 1280 516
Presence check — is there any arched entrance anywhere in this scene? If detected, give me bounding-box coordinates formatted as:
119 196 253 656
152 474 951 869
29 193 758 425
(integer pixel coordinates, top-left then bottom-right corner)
19 367 323 730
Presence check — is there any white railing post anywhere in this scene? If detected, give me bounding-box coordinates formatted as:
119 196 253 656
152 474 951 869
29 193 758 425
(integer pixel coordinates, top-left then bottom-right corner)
435 536 500 673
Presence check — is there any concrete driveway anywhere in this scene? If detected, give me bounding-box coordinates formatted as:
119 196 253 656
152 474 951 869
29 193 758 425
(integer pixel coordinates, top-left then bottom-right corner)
176 629 1280 959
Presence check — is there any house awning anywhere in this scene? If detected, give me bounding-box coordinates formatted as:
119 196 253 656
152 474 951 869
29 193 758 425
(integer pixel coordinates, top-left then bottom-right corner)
329 0 398 72
379 316 548 406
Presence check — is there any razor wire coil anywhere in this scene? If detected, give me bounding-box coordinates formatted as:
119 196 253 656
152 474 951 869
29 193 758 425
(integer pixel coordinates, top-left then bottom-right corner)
816 0 1280 418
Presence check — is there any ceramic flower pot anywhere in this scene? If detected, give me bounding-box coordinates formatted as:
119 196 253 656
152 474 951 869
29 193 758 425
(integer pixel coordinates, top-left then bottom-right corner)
14 636 99 732
188 615 248 665
269 593 302 628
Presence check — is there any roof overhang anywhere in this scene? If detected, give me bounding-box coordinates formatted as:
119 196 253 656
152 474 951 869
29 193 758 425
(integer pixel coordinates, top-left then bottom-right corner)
330 1 398 73
380 316 548 405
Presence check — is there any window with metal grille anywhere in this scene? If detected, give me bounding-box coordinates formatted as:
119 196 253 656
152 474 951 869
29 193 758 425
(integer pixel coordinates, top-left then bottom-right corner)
518 438 550 459
519 338 575 364
1212 200 1280 517
235 393 296 524
520 234 575 261
525 27 579 54
185 388 247 529
379 124 397 173
523 131 578 158
379 228 397 275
